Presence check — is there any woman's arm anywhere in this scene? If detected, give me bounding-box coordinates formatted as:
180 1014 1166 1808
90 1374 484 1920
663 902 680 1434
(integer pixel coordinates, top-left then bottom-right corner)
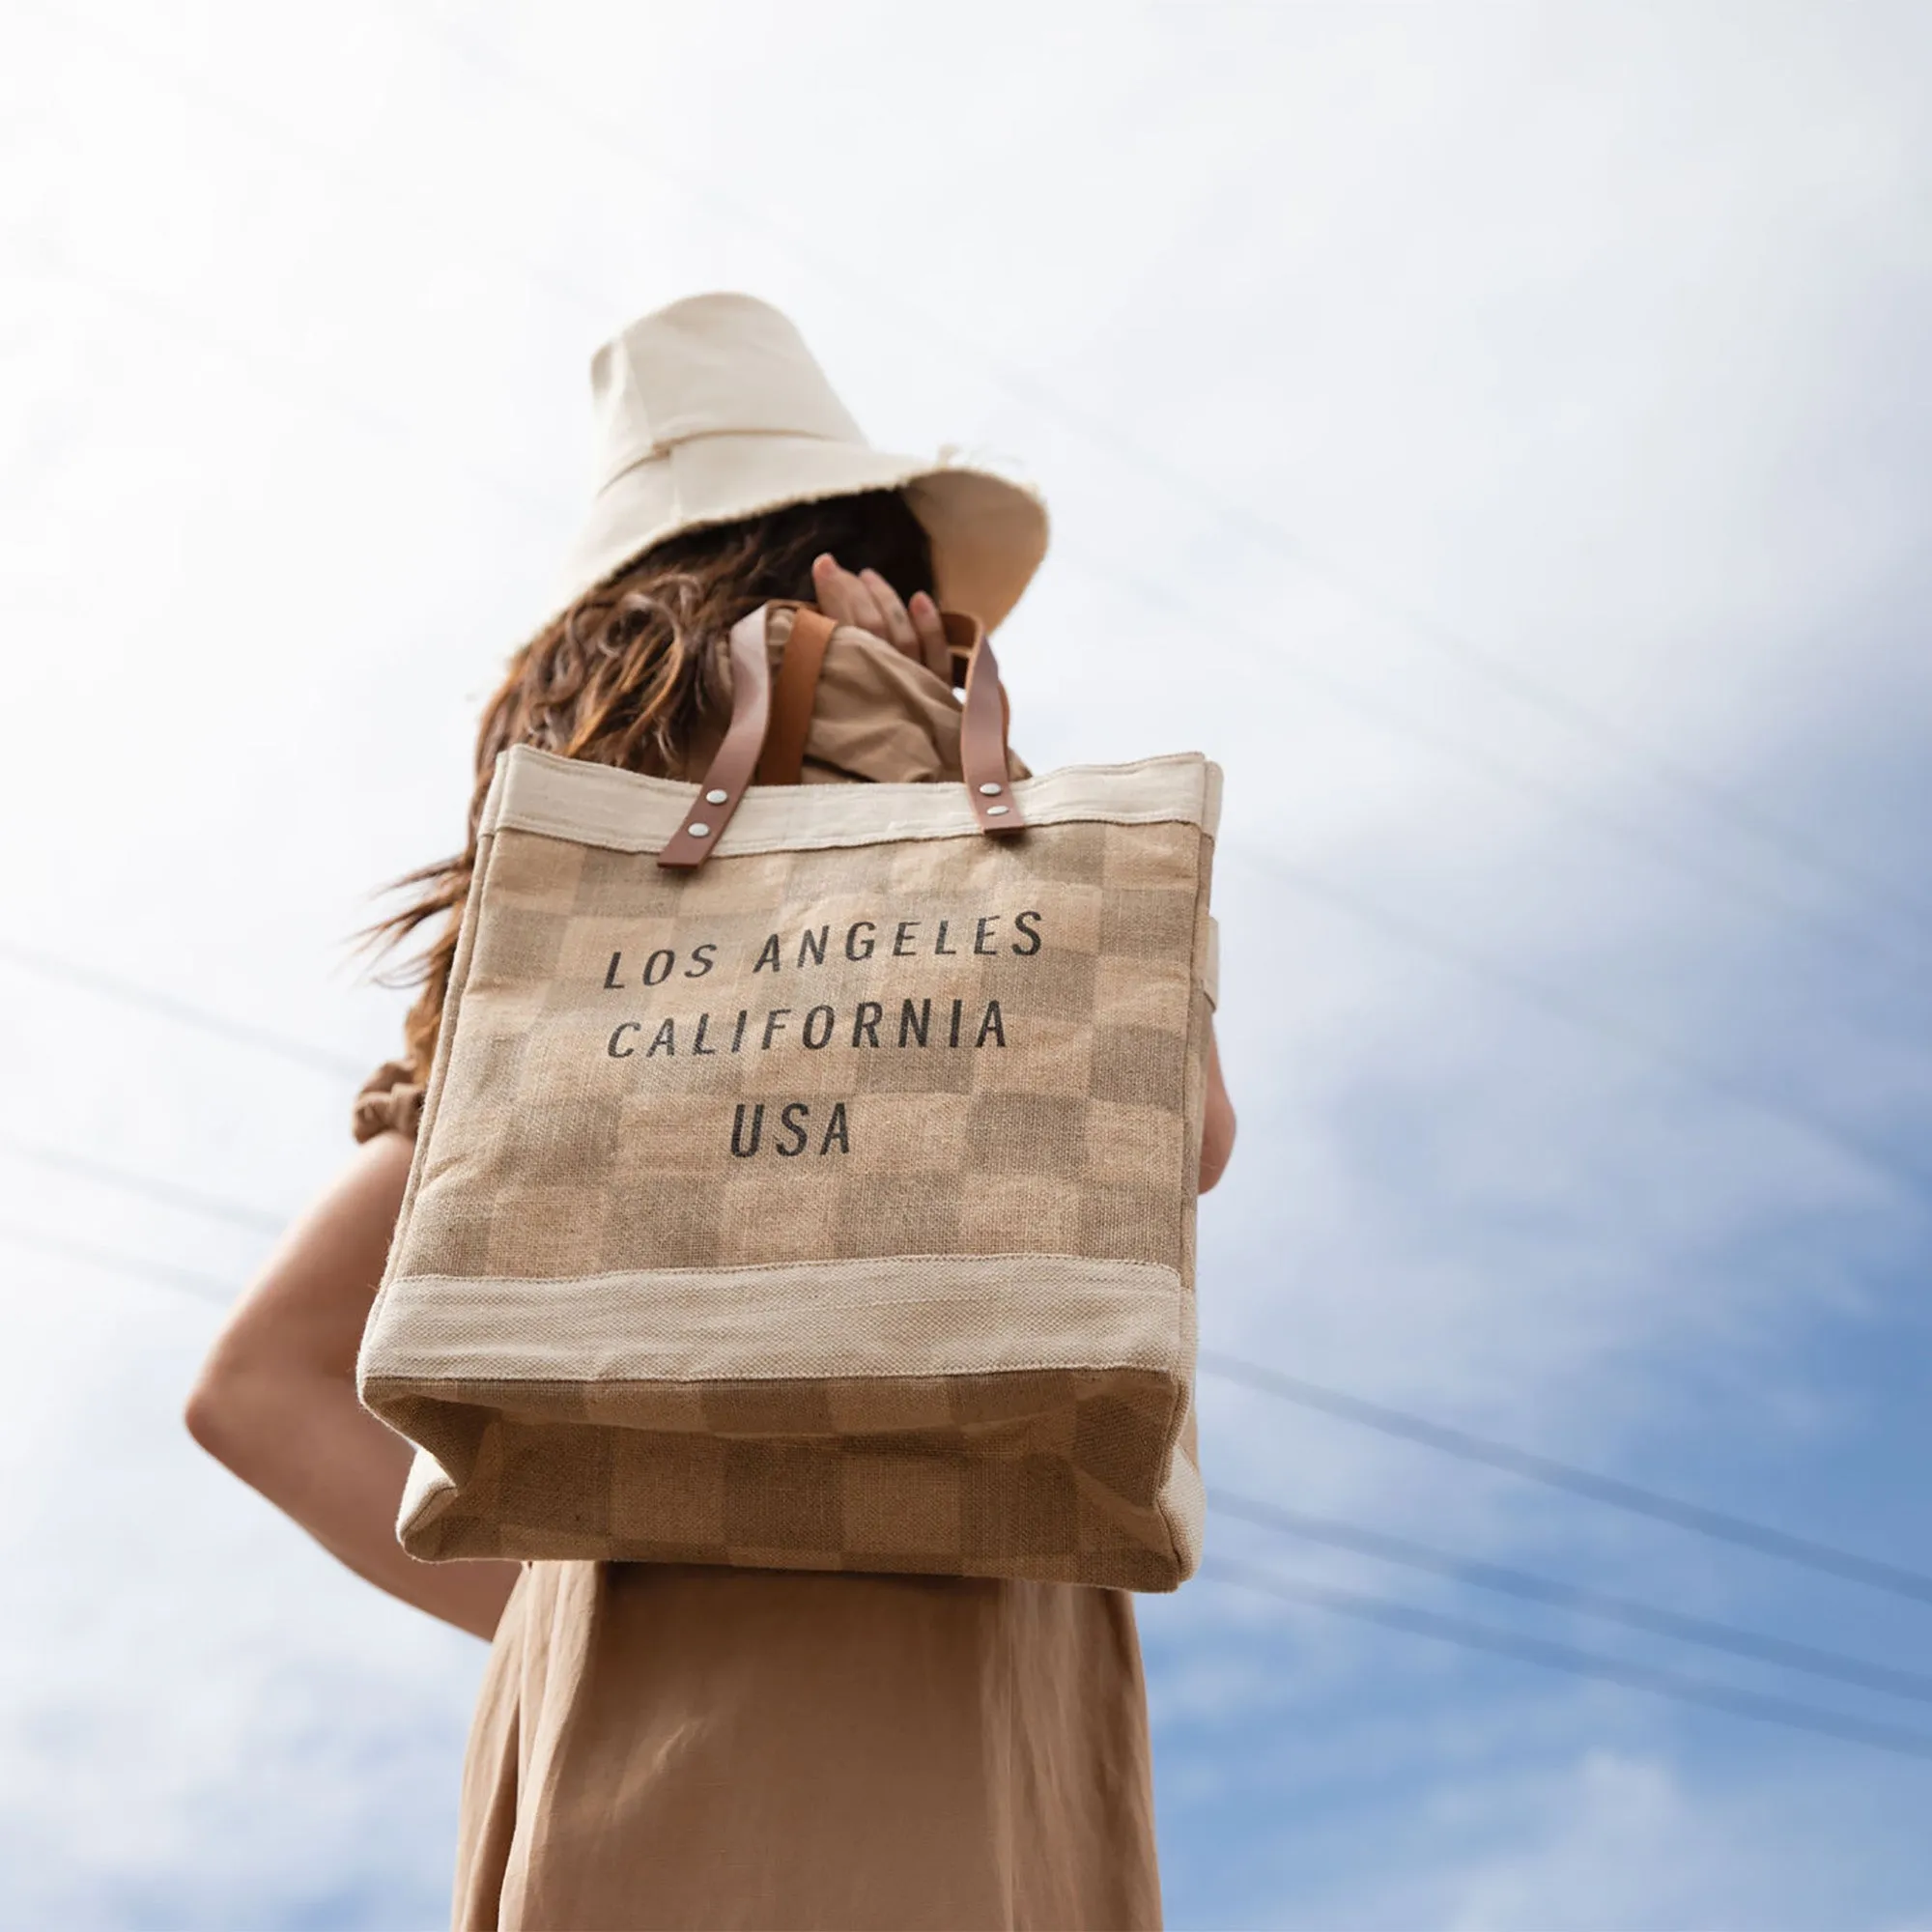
185 1131 520 1640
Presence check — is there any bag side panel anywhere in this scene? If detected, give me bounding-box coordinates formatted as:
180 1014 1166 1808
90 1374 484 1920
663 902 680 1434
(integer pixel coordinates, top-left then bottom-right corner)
356 810 501 1401
1150 816 1218 1577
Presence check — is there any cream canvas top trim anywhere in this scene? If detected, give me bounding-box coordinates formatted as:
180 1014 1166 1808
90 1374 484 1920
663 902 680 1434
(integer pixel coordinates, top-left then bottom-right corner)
481 744 1223 858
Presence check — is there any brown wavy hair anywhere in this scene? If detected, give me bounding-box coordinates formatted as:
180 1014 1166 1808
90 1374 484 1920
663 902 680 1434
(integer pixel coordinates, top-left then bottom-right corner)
362 490 936 1083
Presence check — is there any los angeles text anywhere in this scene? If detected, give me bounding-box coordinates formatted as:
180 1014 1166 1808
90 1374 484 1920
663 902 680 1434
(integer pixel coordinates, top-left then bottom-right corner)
597 907 1049 1157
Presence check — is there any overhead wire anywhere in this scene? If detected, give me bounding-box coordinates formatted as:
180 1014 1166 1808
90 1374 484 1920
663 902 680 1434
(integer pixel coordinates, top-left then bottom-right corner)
402 1 1932 938
1211 1489 1932 1703
5 826 1918 1229
20 0 1932 1620
4 1130 1926 1621
35 1162 1931 1769
1200 1350 1932 1605
1 488 1914 1210
0 936 370 1079
14 1203 1932 1771
0 1223 233 1309
1087 549 1932 984
0 1132 288 1236
13 0 1932 1829
1200 1555 1932 1763
12 14 1926 1194
11 1168 1932 1762
1222 841 1927 1197
8 882 1916 1535
25 0 1931 984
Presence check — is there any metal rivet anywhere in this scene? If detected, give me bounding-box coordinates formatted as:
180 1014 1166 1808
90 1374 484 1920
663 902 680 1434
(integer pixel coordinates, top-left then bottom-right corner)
705 788 728 805
985 804 1009 817
687 822 711 838
978 781 1004 795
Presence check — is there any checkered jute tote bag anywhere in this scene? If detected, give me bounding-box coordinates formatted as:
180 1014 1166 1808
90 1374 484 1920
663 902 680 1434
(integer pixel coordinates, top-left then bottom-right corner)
357 602 1221 1590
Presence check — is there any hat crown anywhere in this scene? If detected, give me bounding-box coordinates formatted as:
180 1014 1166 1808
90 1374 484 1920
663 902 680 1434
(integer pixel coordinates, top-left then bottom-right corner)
589 294 868 493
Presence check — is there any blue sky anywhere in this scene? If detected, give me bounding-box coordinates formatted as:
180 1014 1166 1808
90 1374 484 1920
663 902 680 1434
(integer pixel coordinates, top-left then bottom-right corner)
3 2 1930 1925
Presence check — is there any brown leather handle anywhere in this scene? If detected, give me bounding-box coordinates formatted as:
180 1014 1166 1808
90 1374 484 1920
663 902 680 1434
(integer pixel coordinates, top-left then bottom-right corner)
756 608 838 786
657 605 774 869
658 601 1024 870
944 611 1026 838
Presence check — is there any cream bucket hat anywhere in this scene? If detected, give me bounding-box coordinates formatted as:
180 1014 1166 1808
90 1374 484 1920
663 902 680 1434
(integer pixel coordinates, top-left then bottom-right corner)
554 293 1050 633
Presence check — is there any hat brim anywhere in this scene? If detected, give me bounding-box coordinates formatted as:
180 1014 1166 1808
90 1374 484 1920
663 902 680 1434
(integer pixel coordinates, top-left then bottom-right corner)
554 432 1049 635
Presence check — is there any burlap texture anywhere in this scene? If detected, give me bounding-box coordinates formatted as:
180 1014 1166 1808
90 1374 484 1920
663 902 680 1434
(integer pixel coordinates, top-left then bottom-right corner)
358 749 1217 1589
377 1371 1202 1592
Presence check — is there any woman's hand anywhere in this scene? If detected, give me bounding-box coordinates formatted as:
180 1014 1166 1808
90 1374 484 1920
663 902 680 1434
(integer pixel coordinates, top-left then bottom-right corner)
810 553 947 666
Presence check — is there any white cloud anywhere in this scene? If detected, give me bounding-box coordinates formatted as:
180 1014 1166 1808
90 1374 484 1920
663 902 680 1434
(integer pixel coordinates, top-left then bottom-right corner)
3 0 1929 1924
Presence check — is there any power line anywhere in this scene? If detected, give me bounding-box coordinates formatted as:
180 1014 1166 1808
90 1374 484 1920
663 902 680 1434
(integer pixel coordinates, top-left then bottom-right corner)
1212 1489 1932 1705
406 3 1932 938
17 1140 1931 1674
8 1090 1919 1624
0 1133 287 1235
10 810 1910 1211
8 919 1923 1605
14 805 1911 1226
1223 840 1927 1198
21 1194 1931 1770
19 24 1932 1014
10 16 1923 1620
0 1224 233 1309
61 235 1919 1009
1016 447 1932 942
4 406 1910 1198
1200 1352 1932 1605
23 2 1931 996
11 1221 1932 1770
1201 1555 1932 1762
1092 553 1932 984
0 937 370 1079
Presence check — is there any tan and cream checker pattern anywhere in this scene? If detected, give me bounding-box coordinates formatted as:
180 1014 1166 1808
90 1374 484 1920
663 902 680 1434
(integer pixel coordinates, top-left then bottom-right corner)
358 747 1219 1589
375 1369 1202 1592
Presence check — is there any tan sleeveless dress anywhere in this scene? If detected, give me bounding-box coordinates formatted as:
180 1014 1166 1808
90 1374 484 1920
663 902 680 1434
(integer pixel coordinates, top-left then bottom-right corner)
355 622 1164 1932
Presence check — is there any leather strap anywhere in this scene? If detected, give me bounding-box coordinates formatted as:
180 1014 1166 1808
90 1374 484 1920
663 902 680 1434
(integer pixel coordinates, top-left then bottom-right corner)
756 607 838 786
657 606 774 869
658 601 1025 869
937 611 1025 836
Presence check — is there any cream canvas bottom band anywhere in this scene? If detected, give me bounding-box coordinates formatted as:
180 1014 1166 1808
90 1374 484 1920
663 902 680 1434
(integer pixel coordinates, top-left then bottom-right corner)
360 1253 1203 1589
361 1253 1190 1389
